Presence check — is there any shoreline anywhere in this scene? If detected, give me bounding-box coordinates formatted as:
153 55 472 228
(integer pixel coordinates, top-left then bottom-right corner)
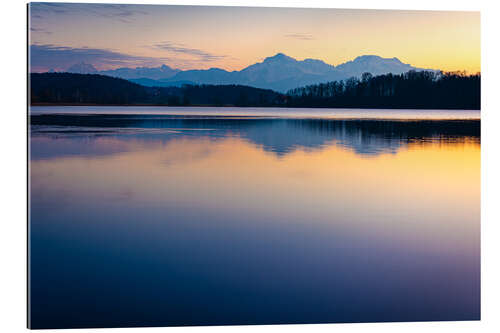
29 103 481 112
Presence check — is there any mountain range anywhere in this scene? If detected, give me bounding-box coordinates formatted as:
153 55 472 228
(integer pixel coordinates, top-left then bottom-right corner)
64 53 436 92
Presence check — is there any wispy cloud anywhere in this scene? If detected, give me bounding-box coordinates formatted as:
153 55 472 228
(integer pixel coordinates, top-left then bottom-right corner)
29 3 69 16
30 27 52 35
152 42 226 62
284 33 315 40
29 44 169 72
29 3 149 23
82 4 149 23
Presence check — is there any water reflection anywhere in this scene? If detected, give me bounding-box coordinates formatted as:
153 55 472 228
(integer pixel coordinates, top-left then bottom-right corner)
31 115 479 158
29 114 480 328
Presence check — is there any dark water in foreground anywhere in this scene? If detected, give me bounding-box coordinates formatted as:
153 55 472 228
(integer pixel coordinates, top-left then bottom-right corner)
29 108 480 328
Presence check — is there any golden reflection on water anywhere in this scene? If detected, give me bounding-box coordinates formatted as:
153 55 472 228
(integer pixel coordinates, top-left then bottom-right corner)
30 135 480 256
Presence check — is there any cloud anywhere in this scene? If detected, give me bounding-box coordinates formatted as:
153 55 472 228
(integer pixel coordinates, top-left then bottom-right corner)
29 3 69 16
30 27 52 35
29 44 169 72
80 4 149 23
29 3 149 23
152 42 226 62
284 33 315 40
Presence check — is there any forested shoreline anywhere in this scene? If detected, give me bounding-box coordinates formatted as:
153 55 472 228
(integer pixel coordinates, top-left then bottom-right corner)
30 71 480 109
286 71 480 110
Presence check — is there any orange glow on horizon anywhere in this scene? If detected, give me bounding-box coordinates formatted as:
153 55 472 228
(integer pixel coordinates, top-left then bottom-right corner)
29 4 480 74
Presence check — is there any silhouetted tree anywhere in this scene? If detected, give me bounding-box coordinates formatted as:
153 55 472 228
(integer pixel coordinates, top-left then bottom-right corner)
287 71 480 110
30 71 480 110
30 73 286 107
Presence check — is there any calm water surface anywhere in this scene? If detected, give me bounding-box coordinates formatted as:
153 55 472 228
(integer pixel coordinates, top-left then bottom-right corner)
30 105 480 119
29 107 480 328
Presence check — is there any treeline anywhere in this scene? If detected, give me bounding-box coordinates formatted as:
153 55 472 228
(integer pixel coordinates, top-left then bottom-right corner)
162 84 285 107
30 73 149 105
30 71 480 110
286 71 480 109
30 73 286 106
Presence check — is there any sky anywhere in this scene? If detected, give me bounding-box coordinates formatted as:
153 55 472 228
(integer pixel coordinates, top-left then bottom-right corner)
28 3 480 73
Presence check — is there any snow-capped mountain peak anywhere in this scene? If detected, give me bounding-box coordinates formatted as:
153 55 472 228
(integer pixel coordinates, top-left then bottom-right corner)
63 53 437 92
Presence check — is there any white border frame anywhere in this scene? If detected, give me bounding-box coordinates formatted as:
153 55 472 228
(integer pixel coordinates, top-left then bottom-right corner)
1 0 499 332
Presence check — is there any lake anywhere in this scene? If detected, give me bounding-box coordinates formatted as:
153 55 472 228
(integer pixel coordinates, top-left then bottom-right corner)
28 107 480 328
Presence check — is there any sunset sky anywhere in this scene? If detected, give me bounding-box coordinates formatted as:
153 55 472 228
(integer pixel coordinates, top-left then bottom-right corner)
28 3 480 73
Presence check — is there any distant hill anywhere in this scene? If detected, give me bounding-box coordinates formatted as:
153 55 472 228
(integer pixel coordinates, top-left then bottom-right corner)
29 73 285 106
128 78 196 87
30 73 149 104
128 78 199 88
100 64 180 80
64 53 436 92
